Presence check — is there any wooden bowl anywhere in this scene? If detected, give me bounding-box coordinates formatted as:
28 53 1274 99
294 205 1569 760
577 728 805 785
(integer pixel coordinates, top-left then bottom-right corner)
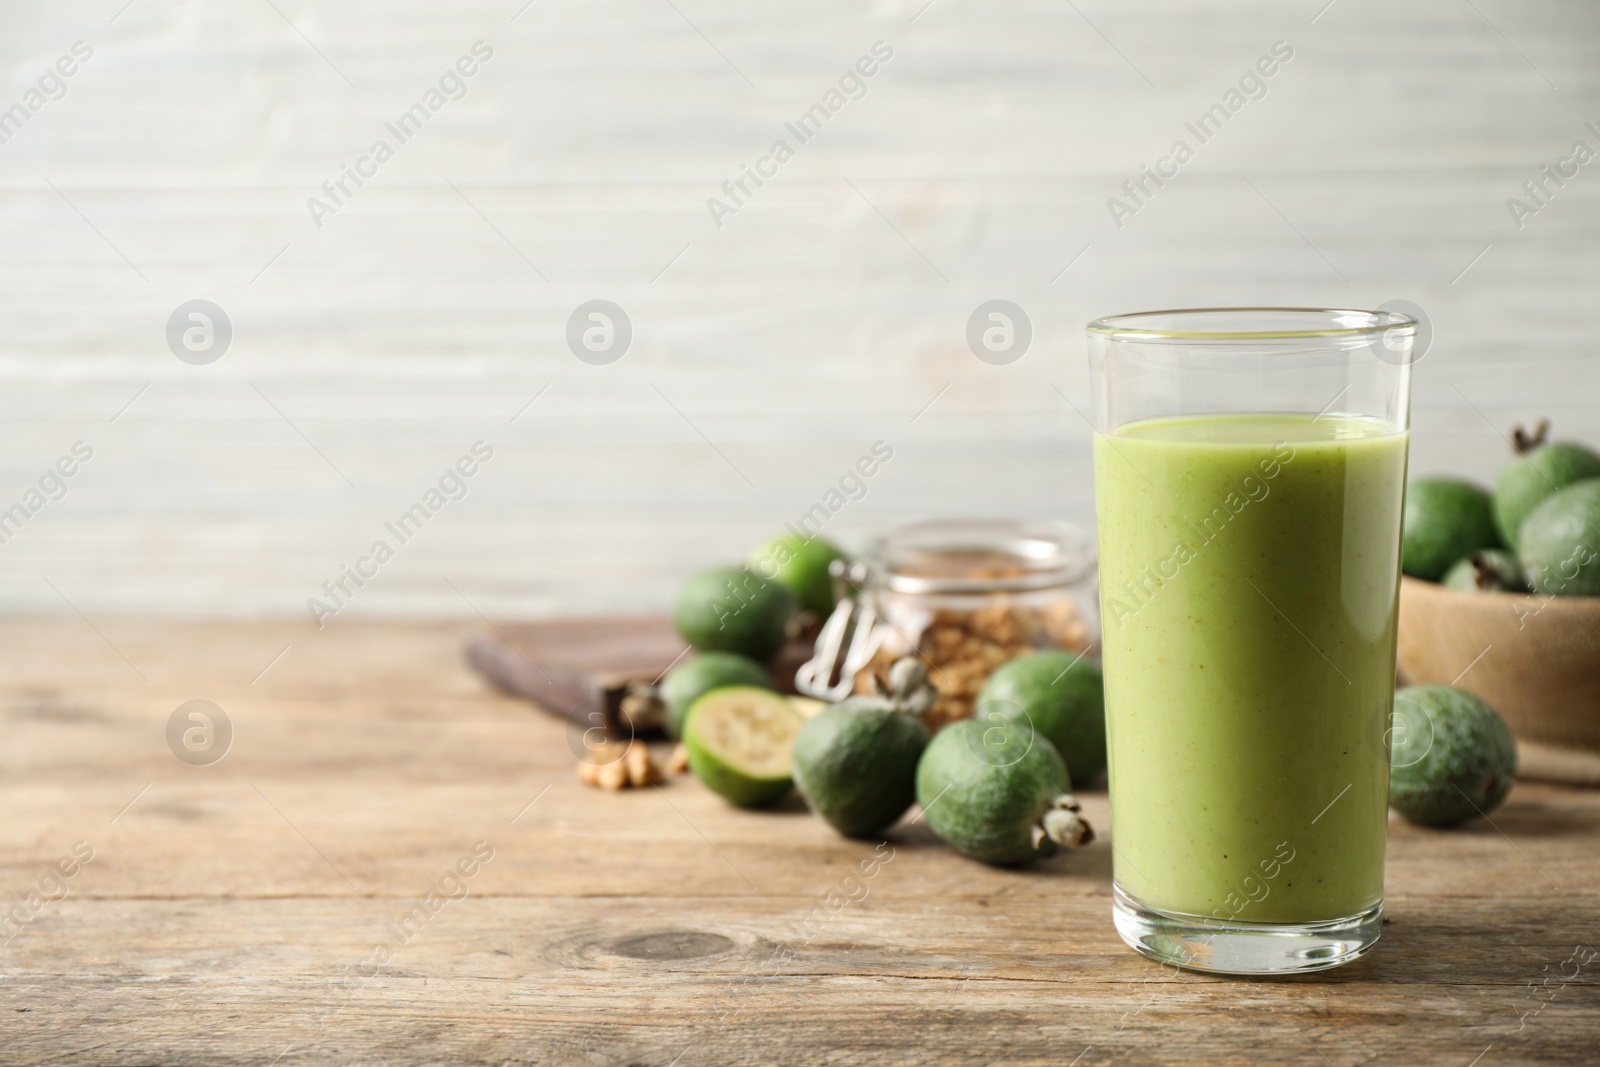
1397 576 1600 783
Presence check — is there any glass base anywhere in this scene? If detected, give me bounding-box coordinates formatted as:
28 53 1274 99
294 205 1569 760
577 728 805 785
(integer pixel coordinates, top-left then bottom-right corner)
1112 883 1382 975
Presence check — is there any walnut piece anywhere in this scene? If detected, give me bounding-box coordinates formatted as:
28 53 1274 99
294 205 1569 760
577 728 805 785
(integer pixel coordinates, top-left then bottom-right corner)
668 743 690 774
577 740 662 791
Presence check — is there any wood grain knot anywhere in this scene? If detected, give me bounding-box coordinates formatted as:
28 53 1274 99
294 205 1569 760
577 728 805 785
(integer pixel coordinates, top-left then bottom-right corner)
608 931 734 961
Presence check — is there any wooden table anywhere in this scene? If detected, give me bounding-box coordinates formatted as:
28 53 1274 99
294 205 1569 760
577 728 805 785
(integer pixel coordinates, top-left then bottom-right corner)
1 619 1596 1065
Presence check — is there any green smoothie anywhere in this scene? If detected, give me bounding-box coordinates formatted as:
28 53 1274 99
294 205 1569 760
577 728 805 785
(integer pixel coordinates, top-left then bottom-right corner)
1094 413 1407 924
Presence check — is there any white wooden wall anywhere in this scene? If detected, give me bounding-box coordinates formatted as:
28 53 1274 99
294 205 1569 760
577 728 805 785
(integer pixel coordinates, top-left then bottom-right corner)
0 0 1596 618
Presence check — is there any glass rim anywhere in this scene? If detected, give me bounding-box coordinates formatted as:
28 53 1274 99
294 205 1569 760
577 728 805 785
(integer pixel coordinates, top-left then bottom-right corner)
1086 307 1417 343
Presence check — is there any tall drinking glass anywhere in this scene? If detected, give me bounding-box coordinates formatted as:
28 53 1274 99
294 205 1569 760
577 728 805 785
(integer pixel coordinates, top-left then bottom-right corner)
1087 308 1414 975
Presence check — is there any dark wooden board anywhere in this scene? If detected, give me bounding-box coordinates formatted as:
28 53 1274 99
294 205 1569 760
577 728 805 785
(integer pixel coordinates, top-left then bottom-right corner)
464 615 814 736
464 615 689 735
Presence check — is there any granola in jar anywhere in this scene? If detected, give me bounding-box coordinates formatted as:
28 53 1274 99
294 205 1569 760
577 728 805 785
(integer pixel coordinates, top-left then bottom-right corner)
800 520 1098 731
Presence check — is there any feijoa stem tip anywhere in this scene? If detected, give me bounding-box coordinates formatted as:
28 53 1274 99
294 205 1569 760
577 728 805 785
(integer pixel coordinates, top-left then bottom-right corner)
1032 794 1095 851
1512 418 1551 455
873 656 939 717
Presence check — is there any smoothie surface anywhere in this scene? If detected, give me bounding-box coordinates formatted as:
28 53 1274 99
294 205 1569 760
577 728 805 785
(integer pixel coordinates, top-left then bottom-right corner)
1113 411 1393 444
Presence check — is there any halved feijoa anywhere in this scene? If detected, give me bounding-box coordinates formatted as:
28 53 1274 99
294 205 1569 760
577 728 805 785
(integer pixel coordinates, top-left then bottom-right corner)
683 686 802 808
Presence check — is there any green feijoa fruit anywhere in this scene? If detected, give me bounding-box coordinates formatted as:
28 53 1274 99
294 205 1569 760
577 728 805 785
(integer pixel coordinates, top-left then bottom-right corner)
659 652 775 739
1402 478 1501 581
976 650 1106 785
1518 479 1600 597
683 686 802 808
914 719 1093 866
1389 685 1517 827
749 534 845 616
1441 549 1529 593
674 566 796 660
792 702 929 838
1493 424 1600 549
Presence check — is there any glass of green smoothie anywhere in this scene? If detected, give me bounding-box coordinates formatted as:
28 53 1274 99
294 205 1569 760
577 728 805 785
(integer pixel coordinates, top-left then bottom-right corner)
1087 307 1415 975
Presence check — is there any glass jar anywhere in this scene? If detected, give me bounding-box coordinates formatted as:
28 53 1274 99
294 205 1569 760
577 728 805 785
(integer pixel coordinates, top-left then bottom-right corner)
796 519 1099 729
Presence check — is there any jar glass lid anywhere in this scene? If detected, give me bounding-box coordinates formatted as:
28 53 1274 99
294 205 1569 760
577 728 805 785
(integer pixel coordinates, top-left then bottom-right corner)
864 519 1095 595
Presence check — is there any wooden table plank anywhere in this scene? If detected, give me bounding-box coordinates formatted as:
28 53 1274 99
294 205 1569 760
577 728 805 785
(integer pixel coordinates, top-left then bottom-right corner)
0 619 1596 1065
